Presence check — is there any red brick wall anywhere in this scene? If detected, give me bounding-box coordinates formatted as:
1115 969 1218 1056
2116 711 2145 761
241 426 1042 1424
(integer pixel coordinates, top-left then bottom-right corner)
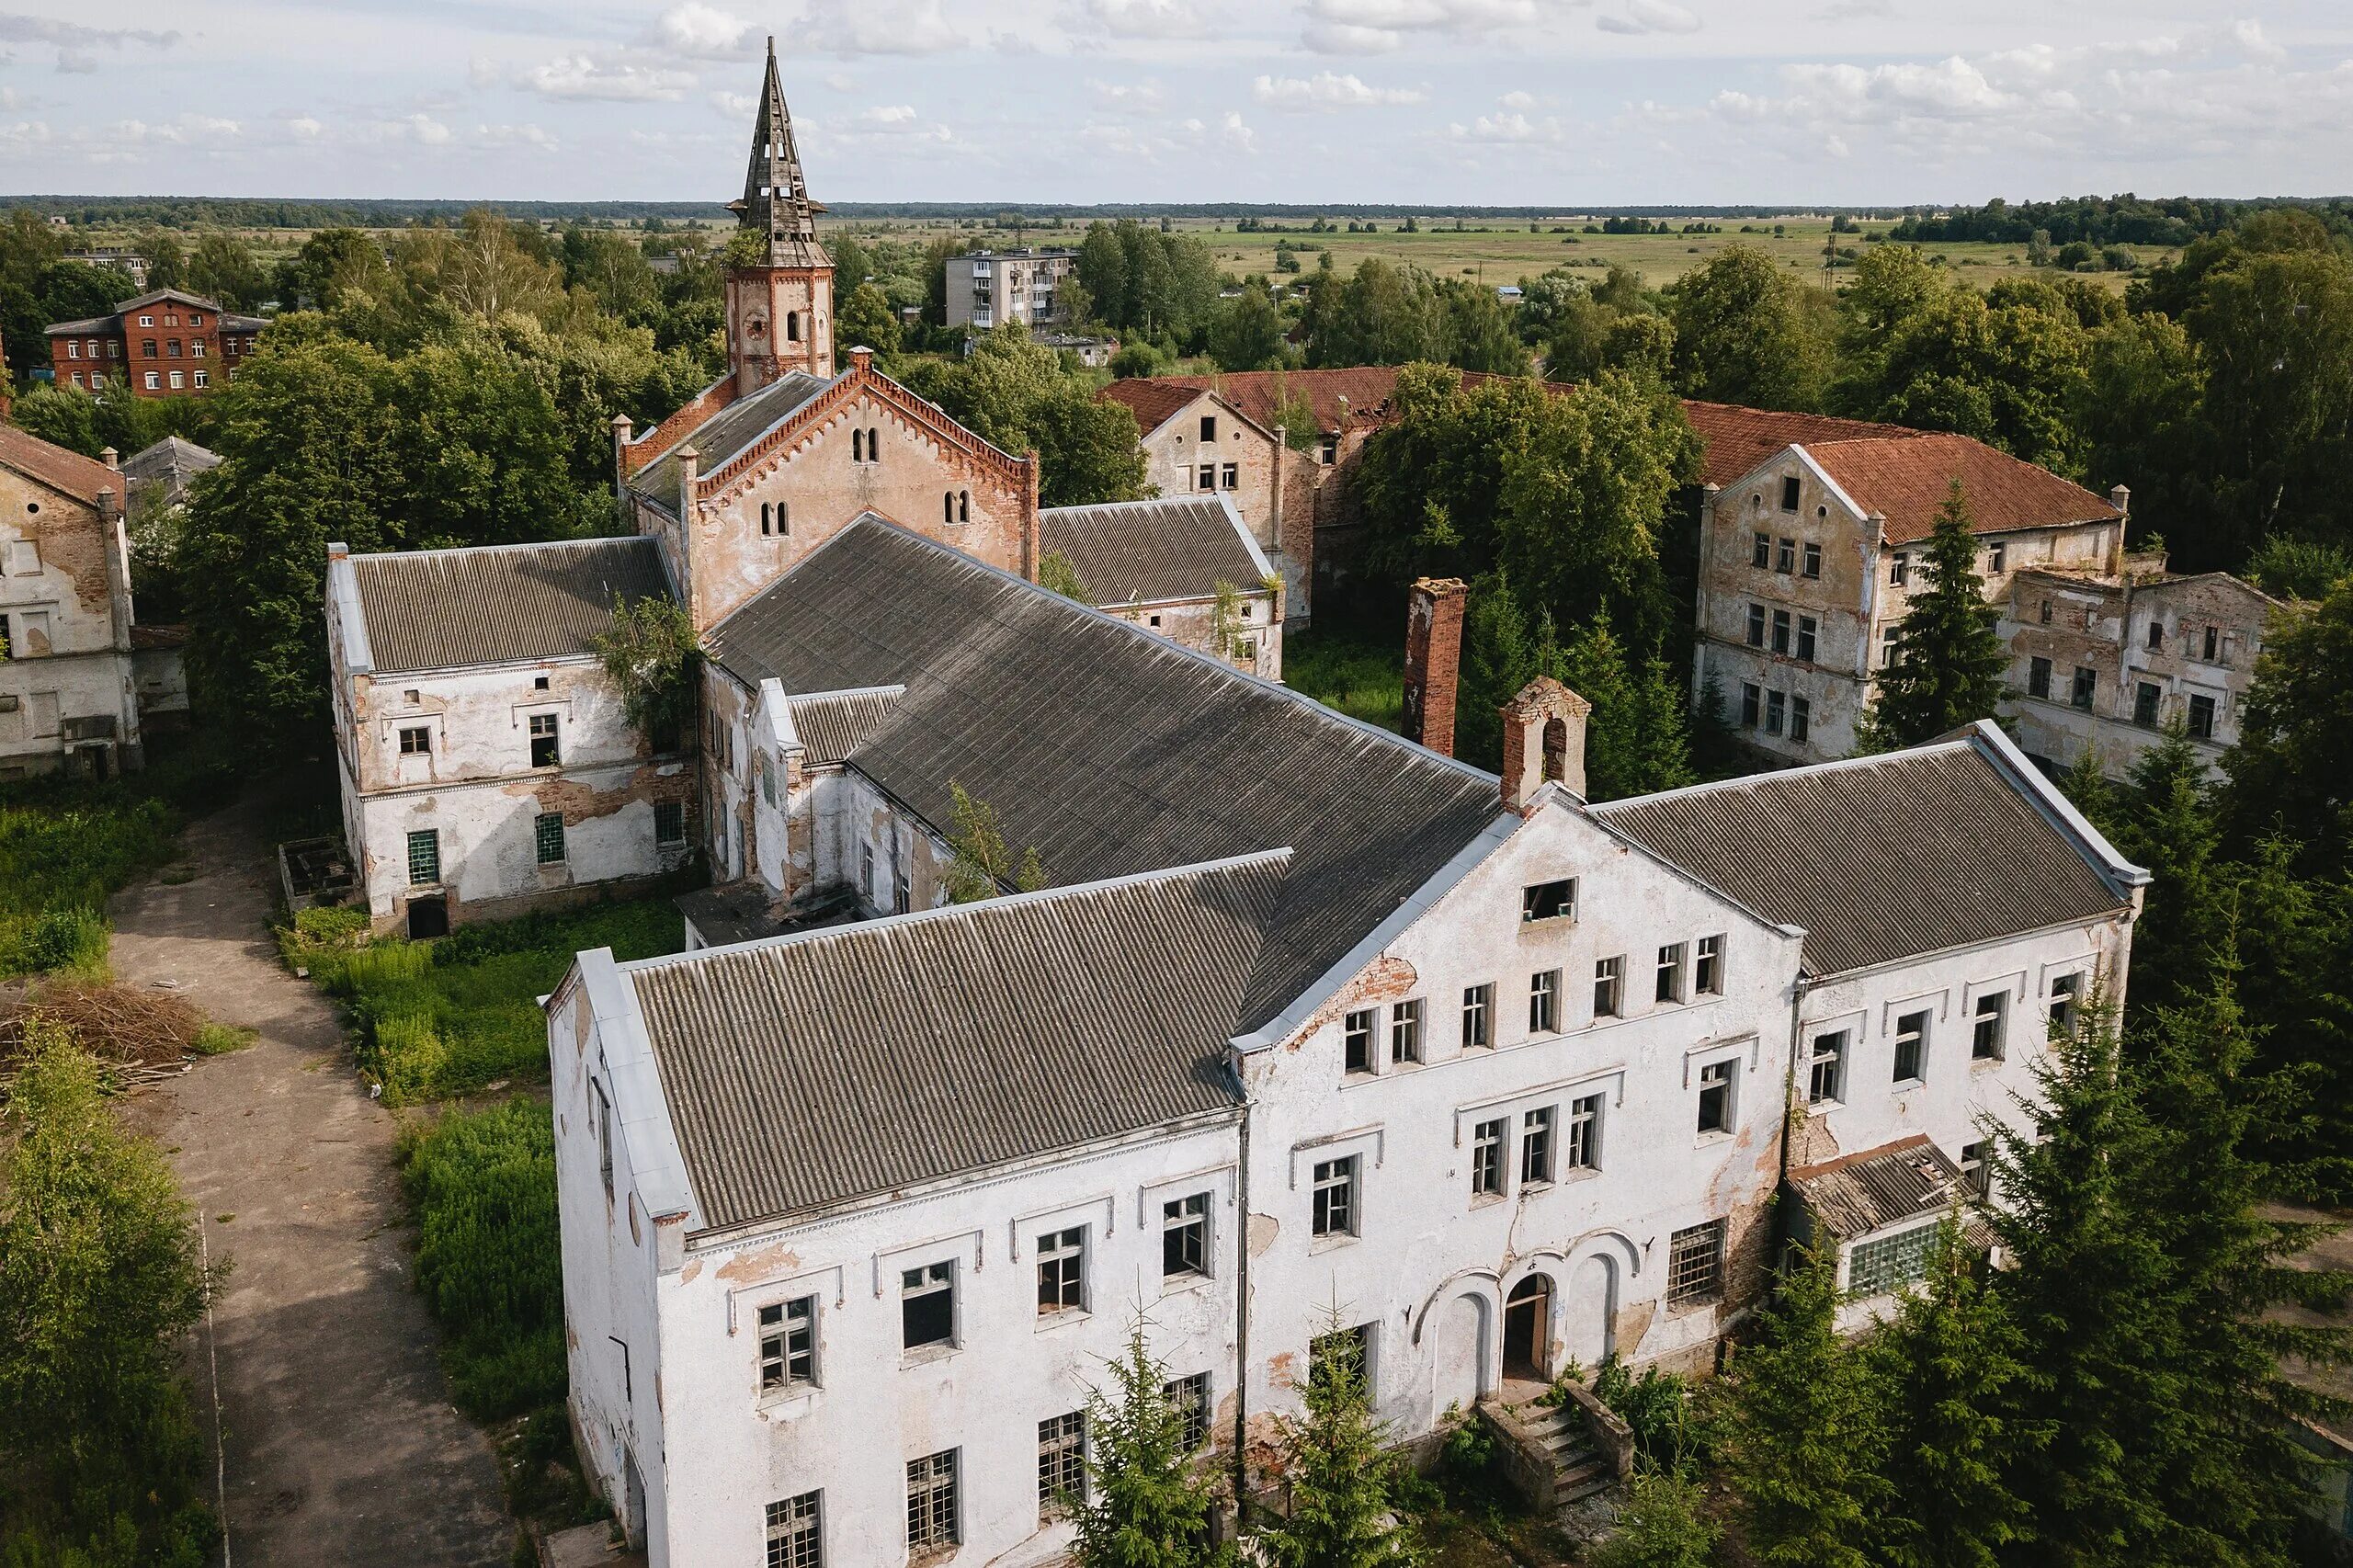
1402 577 1468 756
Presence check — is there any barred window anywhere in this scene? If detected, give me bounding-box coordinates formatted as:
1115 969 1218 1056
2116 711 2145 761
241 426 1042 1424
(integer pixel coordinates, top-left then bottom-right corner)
766 1491 822 1568
405 828 440 886
1038 1411 1087 1517
1666 1220 1726 1305
654 800 686 846
757 1296 815 1392
1848 1222 1938 1297
534 812 567 865
905 1450 959 1552
1164 1372 1211 1452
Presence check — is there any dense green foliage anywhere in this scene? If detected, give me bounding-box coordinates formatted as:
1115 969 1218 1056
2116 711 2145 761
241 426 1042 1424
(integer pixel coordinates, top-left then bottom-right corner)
0 1025 219 1567
942 783 1046 903
1890 195 2353 248
894 324 1149 507
1858 483 2011 750
1072 1321 1231 1568
1263 1326 1421 1568
591 594 702 752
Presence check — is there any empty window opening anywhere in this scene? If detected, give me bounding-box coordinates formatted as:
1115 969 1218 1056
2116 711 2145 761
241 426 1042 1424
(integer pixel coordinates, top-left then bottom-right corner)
785 311 800 342
1694 935 1723 994
1342 1007 1374 1074
2188 694 2215 740
1199 415 1217 442
2048 972 2082 1036
1593 956 1623 1019
1521 878 1574 923
1656 943 1686 1004
1779 474 1801 511
1697 1060 1733 1134
1163 1194 1209 1278
1751 531 1771 569
1972 992 2007 1061
901 1262 954 1350
1037 1227 1086 1315
1807 1029 1848 1105
1893 1009 1929 1084
1542 716 1569 782
1312 1155 1358 1238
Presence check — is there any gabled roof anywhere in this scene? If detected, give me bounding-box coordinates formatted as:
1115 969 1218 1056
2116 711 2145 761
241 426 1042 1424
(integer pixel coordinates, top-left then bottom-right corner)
1097 378 1216 437
1805 433 2122 544
1102 367 1466 437
45 315 113 335
121 436 220 506
1593 723 2140 977
625 853 1283 1232
630 369 830 501
787 686 904 766
1680 400 1924 489
704 516 1502 1033
344 537 672 675
1039 494 1270 606
112 287 230 315
0 425 120 506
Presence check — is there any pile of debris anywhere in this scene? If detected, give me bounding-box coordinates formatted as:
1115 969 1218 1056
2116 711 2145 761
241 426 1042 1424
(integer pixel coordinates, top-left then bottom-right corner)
0 980 212 1092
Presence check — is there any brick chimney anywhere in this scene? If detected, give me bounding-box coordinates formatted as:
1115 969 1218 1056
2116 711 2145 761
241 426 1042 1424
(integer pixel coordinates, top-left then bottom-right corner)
610 413 634 486
1500 677 1593 812
1401 576 1469 756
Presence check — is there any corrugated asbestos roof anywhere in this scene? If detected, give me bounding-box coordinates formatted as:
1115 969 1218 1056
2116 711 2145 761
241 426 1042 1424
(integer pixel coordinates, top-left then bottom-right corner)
706 516 1502 1032
789 687 904 766
629 855 1283 1232
1790 1136 1969 1237
1594 736 2127 976
1039 496 1263 605
348 537 672 674
631 369 830 500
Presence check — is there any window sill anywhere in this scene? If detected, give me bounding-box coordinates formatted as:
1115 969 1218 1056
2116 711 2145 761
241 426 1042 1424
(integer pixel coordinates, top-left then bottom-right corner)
900 1342 960 1369
1694 1129 1734 1147
1891 1077 1925 1094
1034 1307 1094 1335
1157 1271 1214 1300
756 1388 818 1420
1969 1055 2006 1072
1308 1233 1359 1256
1665 1293 1722 1317
1469 1192 1507 1210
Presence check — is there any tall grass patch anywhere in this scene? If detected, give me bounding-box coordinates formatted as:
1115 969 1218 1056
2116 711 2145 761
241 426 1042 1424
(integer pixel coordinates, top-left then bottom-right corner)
399 1100 565 1422
1285 622 1406 733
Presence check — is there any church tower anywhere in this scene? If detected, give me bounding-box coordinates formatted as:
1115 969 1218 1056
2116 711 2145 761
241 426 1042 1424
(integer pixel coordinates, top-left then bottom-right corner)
725 40 833 397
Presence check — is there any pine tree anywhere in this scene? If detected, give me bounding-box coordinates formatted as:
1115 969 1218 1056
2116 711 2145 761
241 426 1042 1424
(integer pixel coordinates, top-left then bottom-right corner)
2105 720 2224 1013
1072 1321 1231 1568
1858 481 2009 751
1264 1324 1419 1568
1867 1221 2039 1568
1713 1244 1886 1568
2217 837 2353 1197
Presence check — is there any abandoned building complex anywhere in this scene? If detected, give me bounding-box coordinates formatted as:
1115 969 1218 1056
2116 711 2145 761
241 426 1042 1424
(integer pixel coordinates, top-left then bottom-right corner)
44 286 267 395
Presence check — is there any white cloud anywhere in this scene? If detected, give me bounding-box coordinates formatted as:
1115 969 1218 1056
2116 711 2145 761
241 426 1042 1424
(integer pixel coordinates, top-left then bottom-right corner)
1500 89 1534 108
1299 0 1549 55
54 50 94 74
824 72 857 91
1447 108 1564 142
519 53 697 101
1067 0 1213 39
474 122 560 150
1810 0 1890 18
0 15 176 51
861 104 919 124
1597 0 1699 35
710 90 755 119
654 3 756 59
1219 110 1256 153
288 116 324 140
1089 78 1166 114
1252 72 1426 110
2231 18 2285 63
406 113 453 145
796 0 964 55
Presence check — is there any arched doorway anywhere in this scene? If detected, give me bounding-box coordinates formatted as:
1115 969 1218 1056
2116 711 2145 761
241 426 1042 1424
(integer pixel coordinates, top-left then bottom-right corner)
1502 1275 1552 1381
1563 1255 1617 1369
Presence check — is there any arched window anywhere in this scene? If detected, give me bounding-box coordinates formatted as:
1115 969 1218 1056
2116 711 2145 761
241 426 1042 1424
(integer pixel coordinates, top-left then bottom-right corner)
852 428 865 462
943 491 955 526
786 312 801 343
958 490 971 525
1541 717 1569 784
869 426 881 462
775 500 789 536
759 502 772 536
748 316 766 339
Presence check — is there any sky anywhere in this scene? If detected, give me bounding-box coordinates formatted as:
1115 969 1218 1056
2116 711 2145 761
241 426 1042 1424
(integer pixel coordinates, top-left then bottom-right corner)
0 1 2347 206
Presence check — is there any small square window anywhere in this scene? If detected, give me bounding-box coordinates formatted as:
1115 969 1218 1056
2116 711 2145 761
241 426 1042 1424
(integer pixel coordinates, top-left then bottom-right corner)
1461 983 1493 1050
902 1262 955 1350
1694 935 1723 995
1037 1226 1086 1315
1529 970 1560 1034
1520 1106 1555 1185
1972 992 2007 1061
1697 1059 1733 1134
1312 1155 1358 1238
1667 1220 1725 1304
1163 1194 1210 1278
1592 956 1623 1019
1343 1007 1375 1074
398 725 430 756
1893 1009 1929 1084
758 1297 816 1392
1655 943 1686 1004
1471 1118 1506 1198
534 812 567 865
1521 878 1575 922
1390 998 1423 1064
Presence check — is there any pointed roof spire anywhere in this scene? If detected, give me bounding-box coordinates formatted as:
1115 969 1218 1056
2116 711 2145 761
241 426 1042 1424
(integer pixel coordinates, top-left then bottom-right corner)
731 36 828 268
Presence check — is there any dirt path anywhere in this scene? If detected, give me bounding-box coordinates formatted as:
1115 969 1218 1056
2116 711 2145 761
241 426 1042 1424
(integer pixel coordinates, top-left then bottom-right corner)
110 794 511 1568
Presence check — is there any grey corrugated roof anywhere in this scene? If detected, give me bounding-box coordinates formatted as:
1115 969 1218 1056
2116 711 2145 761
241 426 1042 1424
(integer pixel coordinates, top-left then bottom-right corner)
1594 738 2128 977
122 436 219 506
789 687 904 766
629 854 1284 1232
348 537 672 675
1040 496 1265 606
631 369 831 500
1790 1136 1968 1237
706 517 1502 1034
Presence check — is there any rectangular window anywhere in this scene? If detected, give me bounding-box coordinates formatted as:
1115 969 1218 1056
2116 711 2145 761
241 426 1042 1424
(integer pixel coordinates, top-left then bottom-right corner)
1039 1412 1087 1517
593 1077 613 1196
758 1297 816 1392
1520 1106 1555 1185
1461 983 1492 1049
1771 608 1791 654
1960 1139 1990 1197
1890 551 1909 586
1790 696 1811 745
406 828 440 886
191 369 207 388
1987 542 2006 574
1390 998 1424 1064
1309 1324 1371 1394
1471 1118 1506 1198
1312 1156 1358 1238
1802 541 1822 579
1197 464 1216 491
1592 956 1623 1019
1521 878 1575 922
1343 1007 1374 1074
1751 531 1771 569
2048 972 2082 1035
398 725 430 755
1745 603 1767 647
1741 683 1761 727
1848 1222 1939 1297
2029 656 2052 699
1694 934 1722 994
2188 694 2215 740
902 1262 955 1350
2071 666 2096 710
529 711 560 767
2040 598 2052 624
143 370 159 390
1796 616 1816 663
2203 624 2220 662
905 1450 959 1553
1972 992 2006 1061
1893 1009 1929 1085
2146 618 2165 650
2134 681 2161 726
1776 537 1796 573
1529 970 1560 1034
892 847 910 915
167 369 185 390
1199 415 1217 442
654 800 686 846
65 340 78 358
1566 1093 1601 1170
1163 1194 1209 1279
534 812 567 865
1882 624 1902 668
1765 688 1787 735
1221 462 1238 489
1779 475 1801 512
1165 1373 1211 1452
1697 1060 1733 1134
1037 1227 1086 1316
1666 1220 1726 1305
1655 943 1686 1003
1807 1029 1847 1105
766 1492 822 1568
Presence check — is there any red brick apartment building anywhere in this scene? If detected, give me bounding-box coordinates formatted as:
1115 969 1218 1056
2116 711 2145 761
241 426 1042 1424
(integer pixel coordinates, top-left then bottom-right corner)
45 288 267 396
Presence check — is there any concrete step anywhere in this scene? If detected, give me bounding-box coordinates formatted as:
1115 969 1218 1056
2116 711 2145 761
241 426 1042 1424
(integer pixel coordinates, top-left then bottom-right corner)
1552 1460 1615 1506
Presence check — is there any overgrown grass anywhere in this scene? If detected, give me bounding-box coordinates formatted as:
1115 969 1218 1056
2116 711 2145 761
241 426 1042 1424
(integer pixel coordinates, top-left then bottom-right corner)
1285 620 1406 733
290 899 682 1105
399 1099 565 1422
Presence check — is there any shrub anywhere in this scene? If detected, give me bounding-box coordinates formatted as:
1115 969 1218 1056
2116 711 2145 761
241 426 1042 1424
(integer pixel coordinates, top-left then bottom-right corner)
1 908 109 978
1594 1358 1697 1471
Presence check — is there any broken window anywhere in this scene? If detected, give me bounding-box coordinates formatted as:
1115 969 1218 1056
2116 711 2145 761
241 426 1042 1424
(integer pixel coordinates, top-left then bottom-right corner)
405 829 440 886
1461 983 1492 1049
1881 625 1902 667
1312 1155 1358 1238
1779 475 1801 512
1037 1227 1086 1315
2188 694 2215 740
1745 603 1766 647
1162 1194 1209 1278
2048 972 2082 1035
1309 1324 1371 1393
2134 681 2161 726
1802 542 1822 579
1741 683 1761 727
1038 1411 1087 1518
1521 878 1574 923
1696 1060 1733 1135
1221 462 1238 489
758 1297 816 1392
1666 1220 1725 1305
398 726 430 756
1342 1007 1374 1074
1592 956 1623 1019
1471 1119 1506 1198
766 1492 822 1568
1771 608 1791 654
1960 1139 1990 1198
1972 992 2006 1061
1776 537 1796 573
2029 656 2052 699
1790 696 1811 744
1198 464 1216 491
2071 666 2096 710
534 812 567 865
1529 970 1560 1034
1751 531 1771 569
529 712 560 767
1807 1029 1847 1105
2146 618 2165 651
1893 1009 1929 1085
1796 616 1816 663
1889 551 1909 586
1165 1373 1211 1451
1987 542 2006 574
1566 1094 1601 1170
2202 624 2220 662
654 801 686 846
1694 935 1723 994
1519 1106 1555 1185
905 1450 960 1552
901 1262 955 1351
1655 943 1686 1004
1389 999 1423 1064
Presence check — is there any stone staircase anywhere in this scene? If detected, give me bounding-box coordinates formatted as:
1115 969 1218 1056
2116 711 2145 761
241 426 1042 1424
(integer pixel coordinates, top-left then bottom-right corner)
1477 1384 1632 1511
1522 1398 1618 1506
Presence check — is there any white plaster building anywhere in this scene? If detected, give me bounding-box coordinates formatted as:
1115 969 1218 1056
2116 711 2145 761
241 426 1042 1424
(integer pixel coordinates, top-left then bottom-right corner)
1040 495 1283 679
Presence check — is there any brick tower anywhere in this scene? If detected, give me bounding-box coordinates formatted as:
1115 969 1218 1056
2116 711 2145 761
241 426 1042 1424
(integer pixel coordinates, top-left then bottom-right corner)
725 39 833 398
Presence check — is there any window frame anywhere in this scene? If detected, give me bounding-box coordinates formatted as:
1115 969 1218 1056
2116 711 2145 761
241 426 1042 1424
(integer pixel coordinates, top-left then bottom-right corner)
1666 1219 1726 1306
1036 1226 1087 1317
1592 955 1623 1019
1806 1028 1848 1106
1971 991 2007 1062
1165 1373 1211 1452
1751 530 1771 569
1037 1410 1088 1519
900 1261 957 1353
1892 1009 1929 1085
1694 934 1723 995
1471 1117 1507 1198
1565 1093 1602 1171
1529 969 1560 1035
1521 878 1575 923
1162 1194 1210 1280
1802 541 1822 579
528 710 561 767
757 1295 818 1394
1745 603 1767 647
1461 983 1493 1050
397 724 431 756
1342 1007 1375 1074
1311 1154 1358 1239
2028 655 2052 699
1389 998 1424 1065
1655 942 1686 1004
766 1491 823 1568
1696 1058 1734 1135
533 811 567 866
1519 1105 1555 1186
1847 1221 1939 1298
905 1449 960 1554
405 828 441 887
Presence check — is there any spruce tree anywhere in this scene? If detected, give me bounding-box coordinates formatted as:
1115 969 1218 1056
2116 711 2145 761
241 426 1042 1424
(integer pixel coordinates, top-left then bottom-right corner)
1263 1324 1418 1568
1590 1468 1718 1568
2106 721 2224 1013
1713 1244 1886 1568
1073 1321 1230 1568
1858 481 2009 751
1867 1221 2039 1568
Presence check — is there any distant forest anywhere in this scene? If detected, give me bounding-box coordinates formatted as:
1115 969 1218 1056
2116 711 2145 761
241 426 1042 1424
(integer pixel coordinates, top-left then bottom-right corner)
3 192 2347 232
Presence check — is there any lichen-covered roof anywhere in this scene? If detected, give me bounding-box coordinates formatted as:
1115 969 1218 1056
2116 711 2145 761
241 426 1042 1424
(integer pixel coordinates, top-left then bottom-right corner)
347 537 672 674
1039 495 1267 606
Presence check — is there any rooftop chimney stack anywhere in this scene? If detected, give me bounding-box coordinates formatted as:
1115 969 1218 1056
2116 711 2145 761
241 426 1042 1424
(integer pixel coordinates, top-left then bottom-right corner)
1500 677 1593 812
1402 576 1470 757
100 446 118 471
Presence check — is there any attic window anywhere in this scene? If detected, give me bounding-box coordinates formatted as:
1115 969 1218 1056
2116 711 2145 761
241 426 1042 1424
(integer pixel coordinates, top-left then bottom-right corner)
1521 879 1575 924
1199 415 1217 442
1779 475 1801 511
534 676 551 691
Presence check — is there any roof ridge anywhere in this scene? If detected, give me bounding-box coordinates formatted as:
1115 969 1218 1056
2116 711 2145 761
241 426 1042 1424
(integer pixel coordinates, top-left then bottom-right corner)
787 682 907 703
1592 738 1974 813
1038 494 1228 517
345 534 655 565
621 846 1295 973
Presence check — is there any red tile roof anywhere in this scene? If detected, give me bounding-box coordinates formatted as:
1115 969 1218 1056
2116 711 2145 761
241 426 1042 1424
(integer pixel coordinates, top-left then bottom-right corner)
1097 378 1207 437
1679 400 1923 489
1805 433 2121 544
1101 367 1442 437
0 424 122 506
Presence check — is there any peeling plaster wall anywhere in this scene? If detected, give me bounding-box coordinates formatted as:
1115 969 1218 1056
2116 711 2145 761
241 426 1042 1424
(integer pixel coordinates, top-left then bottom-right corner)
1239 801 1805 1452
1133 394 1318 620
1105 590 1283 681
0 468 140 775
